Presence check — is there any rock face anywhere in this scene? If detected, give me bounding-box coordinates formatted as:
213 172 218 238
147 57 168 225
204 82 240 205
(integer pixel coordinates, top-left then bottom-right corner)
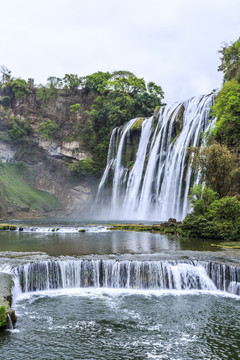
37 139 91 161
0 90 97 219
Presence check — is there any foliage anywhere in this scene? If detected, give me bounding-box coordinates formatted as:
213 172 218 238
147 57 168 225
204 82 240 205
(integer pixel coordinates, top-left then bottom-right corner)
10 78 31 99
0 306 7 328
0 66 11 83
0 96 11 108
81 71 165 171
211 79 240 146
70 103 82 113
218 37 240 83
180 185 240 240
188 184 219 215
198 143 234 197
47 76 63 89
1 67 165 174
36 84 57 103
36 119 59 140
8 117 31 141
83 71 112 93
63 74 82 91
68 157 96 176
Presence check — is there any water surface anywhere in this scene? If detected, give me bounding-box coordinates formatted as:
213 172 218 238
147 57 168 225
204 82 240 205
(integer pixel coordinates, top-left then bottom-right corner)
1 290 240 360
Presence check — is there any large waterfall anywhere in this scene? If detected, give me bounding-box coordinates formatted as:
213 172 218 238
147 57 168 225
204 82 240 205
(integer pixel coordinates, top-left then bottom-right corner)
94 94 215 221
14 259 240 295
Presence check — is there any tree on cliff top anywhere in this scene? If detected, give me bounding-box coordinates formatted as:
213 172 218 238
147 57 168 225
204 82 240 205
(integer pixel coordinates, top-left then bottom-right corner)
218 37 240 83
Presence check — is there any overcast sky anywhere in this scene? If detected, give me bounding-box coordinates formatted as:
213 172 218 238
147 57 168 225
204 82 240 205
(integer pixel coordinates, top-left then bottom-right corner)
0 0 239 104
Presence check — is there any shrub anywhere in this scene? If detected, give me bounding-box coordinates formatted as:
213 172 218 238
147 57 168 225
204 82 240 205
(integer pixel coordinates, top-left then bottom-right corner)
0 306 7 327
180 186 240 240
69 157 96 176
189 184 219 215
36 119 59 140
70 103 81 113
10 78 31 99
8 117 31 140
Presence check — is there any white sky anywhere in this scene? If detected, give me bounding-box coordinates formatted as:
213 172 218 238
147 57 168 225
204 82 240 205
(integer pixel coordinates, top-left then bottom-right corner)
0 0 239 104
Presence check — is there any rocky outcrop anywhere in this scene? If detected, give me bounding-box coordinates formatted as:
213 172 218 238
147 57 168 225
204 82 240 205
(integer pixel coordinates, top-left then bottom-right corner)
0 272 17 330
0 90 97 219
36 139 91 161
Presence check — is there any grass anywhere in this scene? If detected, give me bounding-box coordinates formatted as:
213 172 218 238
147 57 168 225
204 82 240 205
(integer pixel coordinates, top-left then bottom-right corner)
0 163 61 212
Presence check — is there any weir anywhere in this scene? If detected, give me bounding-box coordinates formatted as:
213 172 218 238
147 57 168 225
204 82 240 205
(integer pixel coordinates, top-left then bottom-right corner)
14 259 240 296
94 94 215 221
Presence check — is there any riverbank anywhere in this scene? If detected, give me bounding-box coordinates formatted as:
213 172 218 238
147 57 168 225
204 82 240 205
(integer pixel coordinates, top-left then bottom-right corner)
107 218 181 234
0 272 16 330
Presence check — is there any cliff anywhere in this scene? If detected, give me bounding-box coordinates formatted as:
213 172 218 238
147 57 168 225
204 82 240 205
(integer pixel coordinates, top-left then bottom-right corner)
0 89 97 219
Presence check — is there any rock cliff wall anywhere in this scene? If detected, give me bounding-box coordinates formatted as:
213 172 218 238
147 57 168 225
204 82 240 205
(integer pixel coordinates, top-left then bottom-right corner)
0 90 97 219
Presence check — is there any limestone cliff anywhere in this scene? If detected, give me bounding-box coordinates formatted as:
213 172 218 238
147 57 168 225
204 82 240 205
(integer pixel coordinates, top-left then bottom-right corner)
0 89 97 219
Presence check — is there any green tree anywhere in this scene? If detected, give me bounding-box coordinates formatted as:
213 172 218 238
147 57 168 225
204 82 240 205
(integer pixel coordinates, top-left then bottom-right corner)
198 143 234 197
188 184 219 215
82 71 112 93
0 65 11 84
10 78 31 99
63 74 82 91
218 37 240 83
8 117 31 140
47 76 63 89
212 79 240 146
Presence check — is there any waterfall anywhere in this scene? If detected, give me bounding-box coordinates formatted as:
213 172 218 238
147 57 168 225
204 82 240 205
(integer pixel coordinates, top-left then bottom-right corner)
7 314 13 330
94 94 215 221
14 259 240 296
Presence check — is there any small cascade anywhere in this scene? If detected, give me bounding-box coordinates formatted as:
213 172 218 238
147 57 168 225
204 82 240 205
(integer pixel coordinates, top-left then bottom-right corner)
7 314 13 330
14 259 240 296
94 94 215 220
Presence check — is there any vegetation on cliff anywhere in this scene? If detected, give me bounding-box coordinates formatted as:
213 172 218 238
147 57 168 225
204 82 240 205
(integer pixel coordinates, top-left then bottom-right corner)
0 68 165 174
181 37 240 240
0 163 62 218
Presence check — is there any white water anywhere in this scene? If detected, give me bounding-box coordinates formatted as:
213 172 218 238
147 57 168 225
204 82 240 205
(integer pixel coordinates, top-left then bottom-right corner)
12 259 240 299
4 225 108 233
94 94 215 221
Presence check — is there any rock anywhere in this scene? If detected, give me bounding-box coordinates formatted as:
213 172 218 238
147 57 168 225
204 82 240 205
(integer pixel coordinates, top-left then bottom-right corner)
168 218 177 223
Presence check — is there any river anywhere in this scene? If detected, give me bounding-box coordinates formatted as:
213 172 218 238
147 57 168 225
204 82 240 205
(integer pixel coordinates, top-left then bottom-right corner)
0 219 240 359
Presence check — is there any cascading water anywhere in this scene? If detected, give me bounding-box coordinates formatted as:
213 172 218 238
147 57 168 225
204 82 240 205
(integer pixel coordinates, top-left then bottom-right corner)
94 94 215 220
14 259 240 296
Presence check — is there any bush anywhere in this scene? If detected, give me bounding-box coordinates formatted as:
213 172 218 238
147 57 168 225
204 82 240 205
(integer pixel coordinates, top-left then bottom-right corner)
189 184 219 215
0 306 7 327
36 119 59 140
10 78 31 99
208 196 240 223
8 117 31 141
180 186 240 240
68 157 96 176
70 103 81 113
